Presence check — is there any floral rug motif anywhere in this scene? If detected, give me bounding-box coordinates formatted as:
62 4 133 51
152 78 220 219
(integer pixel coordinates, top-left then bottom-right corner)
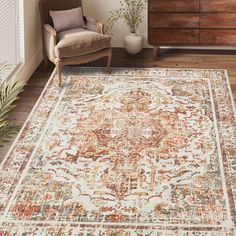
0 67 236 235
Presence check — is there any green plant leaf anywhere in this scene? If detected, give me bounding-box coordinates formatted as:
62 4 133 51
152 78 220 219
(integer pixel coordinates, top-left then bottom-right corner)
0 70 26 147
0 121 21 147
105 0 146 34
0 80 26 121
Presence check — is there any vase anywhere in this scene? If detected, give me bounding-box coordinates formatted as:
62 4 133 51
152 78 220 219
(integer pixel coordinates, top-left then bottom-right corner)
124 33 143 54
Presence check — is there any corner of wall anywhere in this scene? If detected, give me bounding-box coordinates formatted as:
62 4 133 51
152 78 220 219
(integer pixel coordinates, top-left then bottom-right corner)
16 46 43 82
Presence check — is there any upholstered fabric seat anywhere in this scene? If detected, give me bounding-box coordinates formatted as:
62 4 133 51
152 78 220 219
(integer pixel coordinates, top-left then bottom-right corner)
55 28 111 58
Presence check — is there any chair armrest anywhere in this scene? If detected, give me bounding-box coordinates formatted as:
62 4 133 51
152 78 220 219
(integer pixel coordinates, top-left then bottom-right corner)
85 16 104 34
43 24 57 61
44 24 57 37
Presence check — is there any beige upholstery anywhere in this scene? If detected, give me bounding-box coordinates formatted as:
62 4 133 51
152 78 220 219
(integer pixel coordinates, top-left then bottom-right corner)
86 16 103 34
39 0 112 86
44 24 57 62
55 28 111 58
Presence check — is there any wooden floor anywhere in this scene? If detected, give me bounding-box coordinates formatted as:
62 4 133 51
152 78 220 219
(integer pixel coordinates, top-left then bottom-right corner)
1 48 236 160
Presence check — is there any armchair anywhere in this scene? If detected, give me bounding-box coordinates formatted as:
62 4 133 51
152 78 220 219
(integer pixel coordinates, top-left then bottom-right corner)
39 0 112 86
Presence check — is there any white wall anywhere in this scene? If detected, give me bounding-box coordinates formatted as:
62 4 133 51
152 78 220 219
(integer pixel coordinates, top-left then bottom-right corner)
16 0 43 82
82 0 150 48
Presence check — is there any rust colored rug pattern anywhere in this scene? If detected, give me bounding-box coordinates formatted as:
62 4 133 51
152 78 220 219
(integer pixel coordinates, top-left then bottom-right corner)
0 68 236 235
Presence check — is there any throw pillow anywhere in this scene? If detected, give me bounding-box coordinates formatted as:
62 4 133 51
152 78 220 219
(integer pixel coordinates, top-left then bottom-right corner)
50 7 86 32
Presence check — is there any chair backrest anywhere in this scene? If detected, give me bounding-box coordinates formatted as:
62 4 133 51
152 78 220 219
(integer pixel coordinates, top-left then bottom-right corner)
39 0 82 26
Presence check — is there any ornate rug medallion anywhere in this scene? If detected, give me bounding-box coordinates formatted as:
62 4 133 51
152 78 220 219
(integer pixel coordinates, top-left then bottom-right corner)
0 67 235 235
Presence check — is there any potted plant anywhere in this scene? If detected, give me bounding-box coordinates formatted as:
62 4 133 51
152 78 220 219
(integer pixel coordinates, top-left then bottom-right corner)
106 0 146 54
0 63 26 147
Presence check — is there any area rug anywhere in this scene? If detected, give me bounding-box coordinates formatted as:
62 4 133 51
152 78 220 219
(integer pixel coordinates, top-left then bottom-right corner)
0 67 235 235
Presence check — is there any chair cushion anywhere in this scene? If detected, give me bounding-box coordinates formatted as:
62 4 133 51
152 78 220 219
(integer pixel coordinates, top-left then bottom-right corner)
54 28 111 58
50 7 86 33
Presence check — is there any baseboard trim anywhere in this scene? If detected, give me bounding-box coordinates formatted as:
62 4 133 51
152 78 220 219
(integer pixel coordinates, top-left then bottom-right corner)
16 47 43 82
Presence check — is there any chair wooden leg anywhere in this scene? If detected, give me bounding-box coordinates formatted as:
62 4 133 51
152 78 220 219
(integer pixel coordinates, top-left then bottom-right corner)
56 62 62 87
43 54 48 70
106 49 112 74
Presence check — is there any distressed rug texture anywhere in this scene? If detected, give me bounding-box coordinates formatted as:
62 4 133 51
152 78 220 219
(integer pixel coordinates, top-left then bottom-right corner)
0 67 236 235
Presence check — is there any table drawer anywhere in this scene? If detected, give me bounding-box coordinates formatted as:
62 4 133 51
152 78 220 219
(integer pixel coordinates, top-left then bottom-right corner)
200 0 236 12
200 13 236 28
200 30 236 45
149 0 199 12
149 29 199 45
149 13 199 28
